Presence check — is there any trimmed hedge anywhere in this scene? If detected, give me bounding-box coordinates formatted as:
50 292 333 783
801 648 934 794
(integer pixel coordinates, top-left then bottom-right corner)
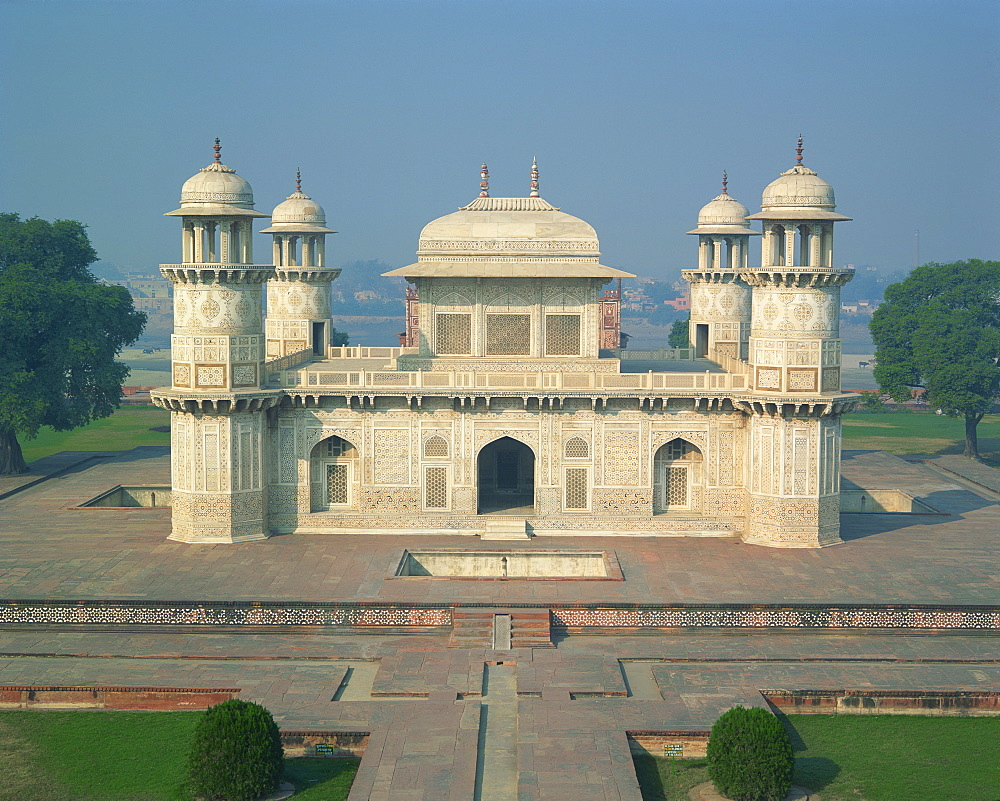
707 706 793 801
187 699 284 801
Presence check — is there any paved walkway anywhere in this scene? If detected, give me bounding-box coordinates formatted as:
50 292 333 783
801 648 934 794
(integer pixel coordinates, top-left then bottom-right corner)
1 448 999 799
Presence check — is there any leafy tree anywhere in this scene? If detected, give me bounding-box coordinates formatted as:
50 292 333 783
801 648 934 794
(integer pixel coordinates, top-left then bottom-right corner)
187 699 284 801
0 213 146 474
869 259 1000 459
707 706 794 801
668 316 690 348
330 326 350 347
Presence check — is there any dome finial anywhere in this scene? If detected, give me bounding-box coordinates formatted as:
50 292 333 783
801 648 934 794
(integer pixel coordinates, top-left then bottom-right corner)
295 167 302 194
529 157 540 198
213 138 222 164
796 134 804 166
721 170 729 196
480 163 489 198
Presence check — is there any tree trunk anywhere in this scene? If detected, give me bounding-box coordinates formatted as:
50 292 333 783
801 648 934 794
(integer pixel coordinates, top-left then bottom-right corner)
0 427 30 475
964 414 984 460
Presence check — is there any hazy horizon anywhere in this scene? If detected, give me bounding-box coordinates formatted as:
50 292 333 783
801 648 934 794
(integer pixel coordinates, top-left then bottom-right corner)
2 0 997 284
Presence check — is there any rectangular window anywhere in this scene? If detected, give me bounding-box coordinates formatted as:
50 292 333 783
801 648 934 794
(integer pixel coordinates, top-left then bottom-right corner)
436 313 472 355
545 314 581 356
664 465 689 509
486 314 531 356
424 466 449 509
326 463 350 505
564 467 589 510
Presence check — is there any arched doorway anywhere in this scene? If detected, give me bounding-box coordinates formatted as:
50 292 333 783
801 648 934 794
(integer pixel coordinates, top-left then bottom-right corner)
477 436 535 514
653 438 703 514
310 435 358 512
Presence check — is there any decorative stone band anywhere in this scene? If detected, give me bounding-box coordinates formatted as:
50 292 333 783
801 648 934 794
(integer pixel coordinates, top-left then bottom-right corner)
0 602 997 632
160 265 275 285
680 270 747 284
0 601 452 628
271 268 342 283
740 268 854 288
150 389 282 414
551 606 1000 631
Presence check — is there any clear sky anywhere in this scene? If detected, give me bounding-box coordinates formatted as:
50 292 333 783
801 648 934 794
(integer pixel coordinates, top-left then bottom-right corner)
2 0 997 281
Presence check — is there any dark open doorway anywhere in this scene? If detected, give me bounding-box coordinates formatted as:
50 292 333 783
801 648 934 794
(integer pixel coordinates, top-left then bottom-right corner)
477 436 535 514
312 321 327 355
695 323 709 358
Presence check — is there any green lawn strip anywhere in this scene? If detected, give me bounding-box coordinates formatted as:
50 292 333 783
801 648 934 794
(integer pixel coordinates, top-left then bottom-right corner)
633 715 1000 801
843 412 1000 464
633 753 709 801
0 711 359 801
283 758 360 800
0 710 197 800
785 714 1000 801
20 406 170 464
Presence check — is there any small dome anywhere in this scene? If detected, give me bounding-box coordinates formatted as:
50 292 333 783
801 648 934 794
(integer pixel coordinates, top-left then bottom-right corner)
698 193 751 227
180 161 255 208
761 164 836 210
271 191 327 225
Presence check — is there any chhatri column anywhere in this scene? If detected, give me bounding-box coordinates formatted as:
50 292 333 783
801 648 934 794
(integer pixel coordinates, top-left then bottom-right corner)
152 140 279 544
740 137 856 548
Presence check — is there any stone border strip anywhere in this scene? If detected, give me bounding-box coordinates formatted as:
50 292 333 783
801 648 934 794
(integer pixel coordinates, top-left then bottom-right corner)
0 684 239 709
761 688 1000 715
0 601 997 632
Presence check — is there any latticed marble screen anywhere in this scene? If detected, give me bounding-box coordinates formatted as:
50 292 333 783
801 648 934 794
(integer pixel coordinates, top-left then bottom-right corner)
424 435 449 457
564 467 589 510
545 314 581 356
564 437 589 459
424 466 448 509
664 466 688 508
486 314 531 355
326 464 349 505
436 313 472 354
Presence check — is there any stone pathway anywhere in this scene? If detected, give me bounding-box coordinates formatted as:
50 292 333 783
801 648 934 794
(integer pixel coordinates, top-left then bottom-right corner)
1 447 999 799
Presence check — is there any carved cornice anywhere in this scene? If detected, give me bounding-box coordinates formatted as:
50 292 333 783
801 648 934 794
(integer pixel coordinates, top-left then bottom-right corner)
151 388 282 414
271 268 342 283
731 395 860 418
159 264 275 285
739 268 854 288
681 269 747 285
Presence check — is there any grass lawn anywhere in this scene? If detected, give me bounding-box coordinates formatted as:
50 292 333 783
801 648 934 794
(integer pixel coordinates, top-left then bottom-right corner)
634 714 1000 801
843 411 1000 466
0 710 358 801
18 406 171 465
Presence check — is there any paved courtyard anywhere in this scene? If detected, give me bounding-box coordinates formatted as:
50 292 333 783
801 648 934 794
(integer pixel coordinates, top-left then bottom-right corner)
1 447 998 800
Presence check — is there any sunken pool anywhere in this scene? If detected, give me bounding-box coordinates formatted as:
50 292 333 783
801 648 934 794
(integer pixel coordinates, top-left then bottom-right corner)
392 549 621 580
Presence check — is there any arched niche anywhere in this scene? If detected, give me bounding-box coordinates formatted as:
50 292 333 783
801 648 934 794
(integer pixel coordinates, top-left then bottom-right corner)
652 438 704 514
310 435 358 512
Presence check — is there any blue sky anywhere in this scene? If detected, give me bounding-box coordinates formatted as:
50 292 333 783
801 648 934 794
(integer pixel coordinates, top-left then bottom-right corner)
1 0 997 281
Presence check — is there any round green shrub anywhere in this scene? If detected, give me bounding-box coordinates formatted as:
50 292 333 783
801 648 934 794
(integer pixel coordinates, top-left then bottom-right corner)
187 699 284 801
706 706 794 801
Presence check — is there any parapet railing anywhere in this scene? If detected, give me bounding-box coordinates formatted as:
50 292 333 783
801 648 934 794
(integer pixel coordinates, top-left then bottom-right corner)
326 345 418 360
613 347 693 361
263 349 315 372
291 369 748 391
706 348 751 376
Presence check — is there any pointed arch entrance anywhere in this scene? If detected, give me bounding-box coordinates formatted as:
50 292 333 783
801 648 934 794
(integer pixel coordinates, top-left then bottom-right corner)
653 438 704 514
477 436 535 514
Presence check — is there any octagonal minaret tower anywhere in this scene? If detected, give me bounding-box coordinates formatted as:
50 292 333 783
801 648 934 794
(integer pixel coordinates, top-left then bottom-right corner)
681 172 757 360
153 140 279 544
261 171 340 360
744 138 853 395
739 138 855 549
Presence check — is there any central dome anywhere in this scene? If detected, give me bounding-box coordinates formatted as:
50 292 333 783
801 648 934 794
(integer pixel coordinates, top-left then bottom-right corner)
417 196 601 257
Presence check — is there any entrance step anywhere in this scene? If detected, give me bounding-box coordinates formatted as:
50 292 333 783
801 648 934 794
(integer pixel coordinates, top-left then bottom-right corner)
450 607 553 648
481 519 531 540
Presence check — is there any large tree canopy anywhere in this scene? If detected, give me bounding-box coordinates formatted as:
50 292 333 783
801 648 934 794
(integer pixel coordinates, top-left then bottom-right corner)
0 213 146 474
869 259 1000 459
